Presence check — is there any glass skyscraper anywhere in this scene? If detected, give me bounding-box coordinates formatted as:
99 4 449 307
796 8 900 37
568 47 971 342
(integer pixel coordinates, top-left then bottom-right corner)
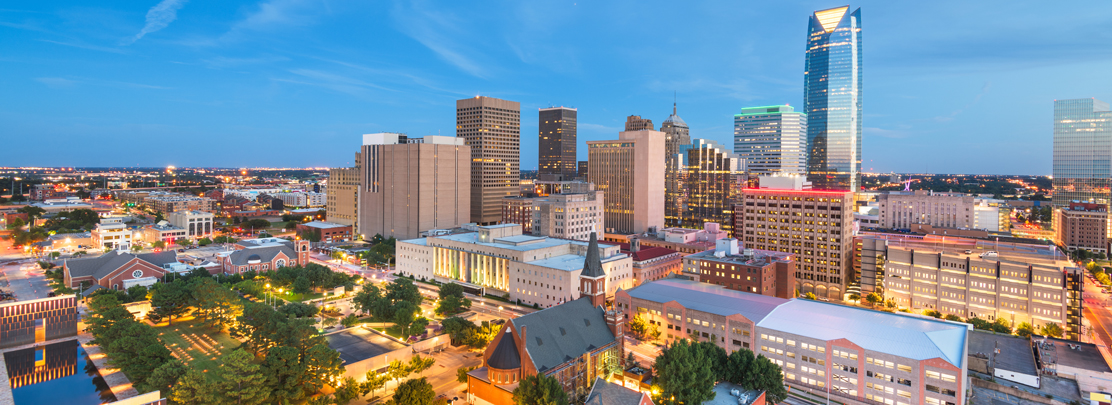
1052 98 1112 208
804 6 862 191
734 105 807 176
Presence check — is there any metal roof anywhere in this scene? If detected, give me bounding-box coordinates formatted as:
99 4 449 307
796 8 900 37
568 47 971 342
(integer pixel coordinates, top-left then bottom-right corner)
626 279 969 368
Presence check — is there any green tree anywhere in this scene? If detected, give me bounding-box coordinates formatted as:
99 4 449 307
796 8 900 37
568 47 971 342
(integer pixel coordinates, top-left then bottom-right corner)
992 318 1012 334
804 292 817 300
150 280 191 325
216 349 271 405
341 314 360 328
512 373 569 405
5 217 24 230
924 310 942 318
1016 322 1035 338
197 237 213 246
865 292 882 306
405 317 430 339
192 278 243 331
16 205 46 224
333 376 361 405
261 345 308 401
153 211 165 223
653 339 717 405
153 240 166 249
138 358 188 395
387 359 411 387
386 278 423 306
361 371 389 397
386 378 438 405
1041 322 1064 338
126 285 148 302
408 354 436 375
393 301 418 337
435 283 472 316
944 314 963 322
278 302 320 318
293 276 311 294
175 237 192 247
170 369 217 405
456 366 477 383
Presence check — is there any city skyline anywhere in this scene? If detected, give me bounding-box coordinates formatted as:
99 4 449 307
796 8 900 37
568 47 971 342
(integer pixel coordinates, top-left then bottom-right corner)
2 1 1112 174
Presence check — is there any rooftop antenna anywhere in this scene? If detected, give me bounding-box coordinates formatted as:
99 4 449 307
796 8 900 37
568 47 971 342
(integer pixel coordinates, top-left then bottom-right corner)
673 91 677 115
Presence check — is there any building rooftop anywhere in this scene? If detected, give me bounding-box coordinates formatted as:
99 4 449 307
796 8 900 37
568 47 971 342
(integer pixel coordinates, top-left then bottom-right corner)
706 382 764 405
584 377 649 405
510 298 617 373
300 221 349 229
1042 337 1112 373
686 247 793 267
526 253 626 272
431 231 610 253
968 330 1037 376
625 279 969 368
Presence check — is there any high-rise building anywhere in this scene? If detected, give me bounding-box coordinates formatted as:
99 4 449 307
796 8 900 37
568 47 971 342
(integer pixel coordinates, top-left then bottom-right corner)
624 115 654 131
668 139 745 232
1054 202 1109 255
358 133 471 240
588 130 666 235
731 178 854 299
577 160 588 179
538 107 577 181
327 158 360 227
501 183 604 241
734 105 807 176
662 103 692 228
457 96 521 225
1052 98 1112 209
804 6 863 191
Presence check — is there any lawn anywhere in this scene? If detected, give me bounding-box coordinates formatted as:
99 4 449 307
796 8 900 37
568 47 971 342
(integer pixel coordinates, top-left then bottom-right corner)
155 318 241 374
272 290 325 302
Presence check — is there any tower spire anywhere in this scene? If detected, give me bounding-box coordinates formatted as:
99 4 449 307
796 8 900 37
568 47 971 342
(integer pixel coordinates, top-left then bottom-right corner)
673 91 677 115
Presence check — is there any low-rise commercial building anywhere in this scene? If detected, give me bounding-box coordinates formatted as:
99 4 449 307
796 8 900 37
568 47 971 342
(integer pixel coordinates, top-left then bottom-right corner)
855 232 1083 339
93 216 134 250
168 210 214 240
680 239 795 299
1054 202 1108 254
617 279 969 405
145 195 217 213
877 191 975 230
30 197 93 213
396 225 633 308
296 221 353 243
271 192 327 208
621 238 682 287
141 221 188 244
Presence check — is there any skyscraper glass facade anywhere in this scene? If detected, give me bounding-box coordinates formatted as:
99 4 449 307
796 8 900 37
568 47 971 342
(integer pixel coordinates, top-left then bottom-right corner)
734 105 807 176
538 107 577 180
804 6 862 191
669 139 744 233
1053 98 1112 208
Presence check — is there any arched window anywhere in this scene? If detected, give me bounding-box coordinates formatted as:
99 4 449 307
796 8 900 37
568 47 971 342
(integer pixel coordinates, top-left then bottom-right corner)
276 259 286 268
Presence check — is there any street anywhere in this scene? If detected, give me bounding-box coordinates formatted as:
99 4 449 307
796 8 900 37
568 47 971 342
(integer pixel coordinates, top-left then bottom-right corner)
624 336 663 366
0 261 51 301
1082 274 1112 347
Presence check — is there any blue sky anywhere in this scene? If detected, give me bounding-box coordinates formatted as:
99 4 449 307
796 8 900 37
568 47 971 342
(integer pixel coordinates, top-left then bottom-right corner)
2 1 1111 174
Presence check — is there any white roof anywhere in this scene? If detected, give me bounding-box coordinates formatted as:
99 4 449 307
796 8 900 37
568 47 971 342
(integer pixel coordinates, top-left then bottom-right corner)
625 279 968 368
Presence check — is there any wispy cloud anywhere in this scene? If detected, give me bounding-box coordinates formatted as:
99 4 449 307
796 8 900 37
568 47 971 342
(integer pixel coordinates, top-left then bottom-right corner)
35 77 78 89
124 0 188 45
933 82 991 123
34 76 171 90
273 69 394 97
227 0 323 35
38 39 127 54
201 55 289 69
390 1 489 78
864 127 910 140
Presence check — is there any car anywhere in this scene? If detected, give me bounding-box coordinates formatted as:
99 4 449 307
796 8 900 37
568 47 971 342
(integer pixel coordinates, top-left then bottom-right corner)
177 249 185 253
964 250 973 254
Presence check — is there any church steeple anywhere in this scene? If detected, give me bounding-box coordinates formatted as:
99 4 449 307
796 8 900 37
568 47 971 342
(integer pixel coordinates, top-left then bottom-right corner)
579 232 607 307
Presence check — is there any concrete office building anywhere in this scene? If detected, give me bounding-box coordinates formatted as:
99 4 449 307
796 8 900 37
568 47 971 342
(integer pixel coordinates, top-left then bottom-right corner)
538 107 577 181
457 96 521 225
395 226 633 308
271 192 326 208
877 191 975 230
168 210 214 239
1052 99 1112 210
680 239 796 299
734 105 807 176
805 6 863 191
624 115 654 131
855 233 1083 340
668 138 745 233
327 162 360 227
731 179 855 299
617 279 969 405
1054 202 1108 255
145 195 217 213
93 216 134 250
588 130 666 235
502 182 604 241
358 133 471 240
141 221 187 244
578 161 588 179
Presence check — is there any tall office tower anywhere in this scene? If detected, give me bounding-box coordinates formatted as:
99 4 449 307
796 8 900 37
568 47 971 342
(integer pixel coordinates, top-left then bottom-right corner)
624 115 654 131
577 161 589 179
358 133 471 240
732 177 854 300
588 130 666 235
538 107 578 181
804 6 863 191
734 105 807 176
669 139 744 233
1052 98 1112 209
457 96 521 225
662 103 692 228
326 156 360 227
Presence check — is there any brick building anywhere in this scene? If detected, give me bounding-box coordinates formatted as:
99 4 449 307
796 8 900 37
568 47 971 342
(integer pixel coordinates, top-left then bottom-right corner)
620 238 682 287
1054 202 1109 255
467 298 625 405
220 238 310 274
296 221 352 243
63 251 180 291
680 239 796 299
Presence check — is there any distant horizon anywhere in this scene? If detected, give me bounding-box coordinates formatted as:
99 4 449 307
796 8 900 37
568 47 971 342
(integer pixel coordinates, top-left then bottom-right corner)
0 167 1055 177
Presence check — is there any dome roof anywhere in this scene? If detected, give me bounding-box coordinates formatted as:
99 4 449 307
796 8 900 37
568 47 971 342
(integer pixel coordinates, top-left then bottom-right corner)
487 330 521 370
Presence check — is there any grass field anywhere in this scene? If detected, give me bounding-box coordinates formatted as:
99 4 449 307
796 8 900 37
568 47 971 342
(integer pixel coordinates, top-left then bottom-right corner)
155 318 241 373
